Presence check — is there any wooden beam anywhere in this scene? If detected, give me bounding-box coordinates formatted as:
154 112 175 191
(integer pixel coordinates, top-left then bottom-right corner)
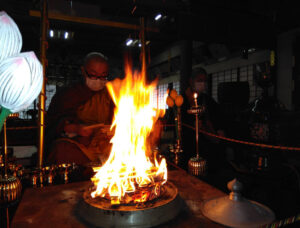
29 10 159 32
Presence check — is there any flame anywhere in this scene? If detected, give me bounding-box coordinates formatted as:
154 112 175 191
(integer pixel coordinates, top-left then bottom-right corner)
91 58 168 204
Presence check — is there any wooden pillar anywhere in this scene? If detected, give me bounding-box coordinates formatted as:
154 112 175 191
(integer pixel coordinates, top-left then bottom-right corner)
179 10 193 95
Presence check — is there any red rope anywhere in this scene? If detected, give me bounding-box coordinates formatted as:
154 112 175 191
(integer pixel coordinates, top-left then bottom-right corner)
172 123 300 151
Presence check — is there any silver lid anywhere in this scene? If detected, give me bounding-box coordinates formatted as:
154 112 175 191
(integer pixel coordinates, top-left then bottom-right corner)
201 179 275 228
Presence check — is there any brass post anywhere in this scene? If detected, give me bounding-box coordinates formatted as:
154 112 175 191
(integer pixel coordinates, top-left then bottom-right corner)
38 0 48 169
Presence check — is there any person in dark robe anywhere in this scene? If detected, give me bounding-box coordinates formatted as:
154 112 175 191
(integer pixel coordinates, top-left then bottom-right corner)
46 52 115 165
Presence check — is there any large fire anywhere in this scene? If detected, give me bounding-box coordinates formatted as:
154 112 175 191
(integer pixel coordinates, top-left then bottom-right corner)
90 59 168 205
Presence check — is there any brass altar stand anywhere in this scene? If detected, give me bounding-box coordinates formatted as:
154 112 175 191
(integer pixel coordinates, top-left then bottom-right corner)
11 167 226 228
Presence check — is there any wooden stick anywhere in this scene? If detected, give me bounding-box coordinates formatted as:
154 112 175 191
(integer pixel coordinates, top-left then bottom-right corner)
82 123 105 130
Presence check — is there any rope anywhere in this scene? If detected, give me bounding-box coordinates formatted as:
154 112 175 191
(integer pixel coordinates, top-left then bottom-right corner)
177 123 300 151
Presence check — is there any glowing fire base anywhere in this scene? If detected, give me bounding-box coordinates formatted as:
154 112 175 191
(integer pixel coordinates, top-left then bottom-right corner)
77 182 182 228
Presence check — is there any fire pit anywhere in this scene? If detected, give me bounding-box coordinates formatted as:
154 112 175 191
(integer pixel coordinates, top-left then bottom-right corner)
77 181 182 228
77 60 182 227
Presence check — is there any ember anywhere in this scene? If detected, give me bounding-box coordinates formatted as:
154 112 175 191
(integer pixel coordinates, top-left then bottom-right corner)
90 58 168 205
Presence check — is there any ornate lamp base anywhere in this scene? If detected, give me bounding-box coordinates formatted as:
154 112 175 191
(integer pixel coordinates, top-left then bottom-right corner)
188 156 207 176
0 175 22 206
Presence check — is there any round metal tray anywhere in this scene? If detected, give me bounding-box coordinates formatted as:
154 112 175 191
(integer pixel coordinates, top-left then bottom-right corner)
76 181 182 228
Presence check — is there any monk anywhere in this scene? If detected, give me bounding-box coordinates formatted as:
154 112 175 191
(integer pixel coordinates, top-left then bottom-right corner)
46 52 114 165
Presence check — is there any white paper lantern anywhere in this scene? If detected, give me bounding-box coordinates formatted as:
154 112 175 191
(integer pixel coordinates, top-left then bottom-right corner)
0 51 43 113
0 11 23 62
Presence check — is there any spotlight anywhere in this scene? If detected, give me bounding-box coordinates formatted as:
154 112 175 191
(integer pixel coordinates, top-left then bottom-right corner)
248 48 256 54
126 38 133 46
155 13 162 21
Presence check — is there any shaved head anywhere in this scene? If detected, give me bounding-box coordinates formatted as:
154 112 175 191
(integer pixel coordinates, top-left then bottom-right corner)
83 52 108 67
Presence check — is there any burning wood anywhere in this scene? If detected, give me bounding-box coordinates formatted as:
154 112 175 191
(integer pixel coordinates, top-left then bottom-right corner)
91 169 165 205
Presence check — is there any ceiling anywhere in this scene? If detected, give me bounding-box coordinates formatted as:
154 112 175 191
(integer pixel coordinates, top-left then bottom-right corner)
2 0 300 74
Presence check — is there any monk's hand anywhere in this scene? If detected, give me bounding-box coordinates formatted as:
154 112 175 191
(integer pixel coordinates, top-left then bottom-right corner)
77 124 93 137
99 125 114 137
63 123 78 138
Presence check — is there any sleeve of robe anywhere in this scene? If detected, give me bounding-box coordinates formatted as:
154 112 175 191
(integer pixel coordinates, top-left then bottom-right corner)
45 83 93 147
46 83 115 148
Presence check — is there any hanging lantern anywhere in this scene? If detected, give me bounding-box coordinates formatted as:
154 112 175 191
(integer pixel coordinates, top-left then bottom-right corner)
0 11 22 62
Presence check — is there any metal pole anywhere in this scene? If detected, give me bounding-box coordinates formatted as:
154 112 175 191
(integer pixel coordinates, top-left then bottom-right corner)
38 0 48 169
140 17 146 76
195 106 199 159
4 119 7 176
3 119 10 228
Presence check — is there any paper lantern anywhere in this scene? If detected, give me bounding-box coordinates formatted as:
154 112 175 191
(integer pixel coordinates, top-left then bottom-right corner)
0 11 22 62
0 52 43 130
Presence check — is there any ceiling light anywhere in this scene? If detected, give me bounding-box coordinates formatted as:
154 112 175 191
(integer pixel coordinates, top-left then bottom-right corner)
248 48 256 53
155 13 162 21
64 32 69 39
133 39 139 45
126 38 133 46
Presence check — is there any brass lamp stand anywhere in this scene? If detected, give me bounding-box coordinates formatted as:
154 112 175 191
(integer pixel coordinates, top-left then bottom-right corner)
0 115 22 228
187 93 207 176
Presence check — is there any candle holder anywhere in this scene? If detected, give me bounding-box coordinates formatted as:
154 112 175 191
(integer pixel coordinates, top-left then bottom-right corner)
187 93 207 176
166 90 184 165
169 139 183 165
170 106 184 164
